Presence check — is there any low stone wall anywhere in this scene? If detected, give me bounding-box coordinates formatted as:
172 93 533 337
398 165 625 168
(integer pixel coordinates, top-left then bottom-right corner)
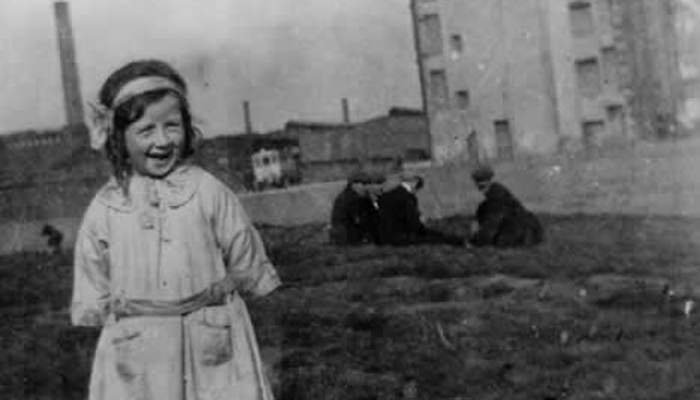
4 138 700 254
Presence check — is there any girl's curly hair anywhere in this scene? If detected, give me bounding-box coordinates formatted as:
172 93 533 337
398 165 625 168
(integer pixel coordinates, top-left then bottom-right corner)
98 59 199 191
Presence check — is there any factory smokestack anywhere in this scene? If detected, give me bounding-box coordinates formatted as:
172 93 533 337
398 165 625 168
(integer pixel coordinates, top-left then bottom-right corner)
342 98 350 123
243 101 253 134
53 1 84 127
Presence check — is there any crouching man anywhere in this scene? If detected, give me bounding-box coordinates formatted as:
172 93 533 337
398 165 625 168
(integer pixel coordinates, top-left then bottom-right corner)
468 166 543 248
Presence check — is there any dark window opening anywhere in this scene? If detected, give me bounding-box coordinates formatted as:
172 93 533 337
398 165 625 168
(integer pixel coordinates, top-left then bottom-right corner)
429 69 449 108
419 14 443 57
450 34 463 55
456 90 470 109
569 1 595 38
494 120 514 161
582 120 605 149
576 58 602 99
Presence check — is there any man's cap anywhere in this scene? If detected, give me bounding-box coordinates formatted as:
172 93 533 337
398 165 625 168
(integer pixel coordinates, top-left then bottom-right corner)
471 165 495 182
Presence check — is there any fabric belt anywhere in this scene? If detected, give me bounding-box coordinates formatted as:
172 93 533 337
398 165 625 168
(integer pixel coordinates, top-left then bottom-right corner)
110 287 226 319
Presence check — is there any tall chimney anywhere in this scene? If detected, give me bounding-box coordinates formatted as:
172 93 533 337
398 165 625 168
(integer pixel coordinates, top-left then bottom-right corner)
243 101 253 134
53 1 84 127
342 98 350 123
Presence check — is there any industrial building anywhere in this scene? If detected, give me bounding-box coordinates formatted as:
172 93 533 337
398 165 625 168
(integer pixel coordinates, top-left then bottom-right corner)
288 107 431 182
411 0 682 163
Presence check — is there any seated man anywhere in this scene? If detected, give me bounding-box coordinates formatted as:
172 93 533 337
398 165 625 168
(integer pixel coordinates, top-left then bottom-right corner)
359 172 386 245
468 165 543 247
377 174 463 246
329 171 373 245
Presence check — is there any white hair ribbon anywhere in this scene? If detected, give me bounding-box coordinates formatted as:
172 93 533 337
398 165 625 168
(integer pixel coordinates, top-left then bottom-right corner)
86 76 186 150
87 101 113 150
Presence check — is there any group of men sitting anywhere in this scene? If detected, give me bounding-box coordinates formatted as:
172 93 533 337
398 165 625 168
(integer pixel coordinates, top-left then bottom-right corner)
329 165 543 248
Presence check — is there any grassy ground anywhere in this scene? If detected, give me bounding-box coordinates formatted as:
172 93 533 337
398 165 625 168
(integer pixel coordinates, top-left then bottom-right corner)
3 214 700 399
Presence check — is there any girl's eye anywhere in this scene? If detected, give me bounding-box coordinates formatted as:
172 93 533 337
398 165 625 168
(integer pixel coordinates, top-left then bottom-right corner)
138 125 155 135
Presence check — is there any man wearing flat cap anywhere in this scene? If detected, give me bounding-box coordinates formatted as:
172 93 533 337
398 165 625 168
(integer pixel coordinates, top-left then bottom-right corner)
330 171 374 245
468 165 543 247
377 174 464 246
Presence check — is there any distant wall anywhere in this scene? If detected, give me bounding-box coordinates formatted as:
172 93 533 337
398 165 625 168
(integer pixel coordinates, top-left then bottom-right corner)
4 138 700 254
0 126 88 184
293 112 431 183
301 158 399 184
296 113 429 164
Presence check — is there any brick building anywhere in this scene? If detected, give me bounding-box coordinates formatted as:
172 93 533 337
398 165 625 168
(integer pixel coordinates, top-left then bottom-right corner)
411 0 682 163
288 107 431 182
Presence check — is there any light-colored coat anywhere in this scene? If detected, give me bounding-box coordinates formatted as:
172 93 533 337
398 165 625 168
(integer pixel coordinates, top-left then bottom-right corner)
71 164 280 400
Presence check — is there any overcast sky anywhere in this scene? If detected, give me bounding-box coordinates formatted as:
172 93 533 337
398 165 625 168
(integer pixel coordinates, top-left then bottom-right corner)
0 0 421 136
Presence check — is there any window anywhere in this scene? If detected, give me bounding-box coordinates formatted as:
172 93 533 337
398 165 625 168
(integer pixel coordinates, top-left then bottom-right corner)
601 47 618 89
576 58 602 99
606 105 626 137
569 2 595 38
494 120 514 160
449 34 463 58
419 14 443 56
456 90 470 109
429 69 449 107
582 120 605 148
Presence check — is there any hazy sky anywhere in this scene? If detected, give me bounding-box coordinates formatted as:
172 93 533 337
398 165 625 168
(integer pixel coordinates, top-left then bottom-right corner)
0 0 421 136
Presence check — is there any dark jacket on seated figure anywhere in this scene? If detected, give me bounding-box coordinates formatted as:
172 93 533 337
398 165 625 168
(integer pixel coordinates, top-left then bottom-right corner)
330 184 366 245
377 184 463 246
376 184 423 245
470 182 543 247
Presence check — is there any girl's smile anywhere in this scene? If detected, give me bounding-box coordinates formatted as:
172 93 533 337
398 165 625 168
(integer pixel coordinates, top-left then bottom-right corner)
125 93 185 178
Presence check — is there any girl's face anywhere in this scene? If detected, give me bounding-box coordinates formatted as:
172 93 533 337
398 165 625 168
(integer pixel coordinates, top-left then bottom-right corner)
124 93 185 178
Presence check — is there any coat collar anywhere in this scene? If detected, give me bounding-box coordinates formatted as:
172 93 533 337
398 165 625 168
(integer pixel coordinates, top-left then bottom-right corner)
96 163 203 212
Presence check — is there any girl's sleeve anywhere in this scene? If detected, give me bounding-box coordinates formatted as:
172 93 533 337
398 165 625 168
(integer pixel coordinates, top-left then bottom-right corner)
213 184 281 297
71 201 111 326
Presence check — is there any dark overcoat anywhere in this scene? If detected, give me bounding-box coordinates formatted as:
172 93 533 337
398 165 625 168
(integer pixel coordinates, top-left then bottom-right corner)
470 182 543 247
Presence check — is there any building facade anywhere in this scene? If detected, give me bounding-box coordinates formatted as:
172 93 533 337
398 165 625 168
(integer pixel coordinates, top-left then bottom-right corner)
676 0 700 129
411 0 681 163
289 108 431 182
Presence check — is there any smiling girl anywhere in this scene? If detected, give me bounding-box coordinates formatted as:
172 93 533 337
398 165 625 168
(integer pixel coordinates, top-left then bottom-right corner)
72 60 280 400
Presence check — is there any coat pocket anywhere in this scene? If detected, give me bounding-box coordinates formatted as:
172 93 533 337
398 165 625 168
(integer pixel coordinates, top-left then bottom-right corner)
111 328 144 382
192 306 233 367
